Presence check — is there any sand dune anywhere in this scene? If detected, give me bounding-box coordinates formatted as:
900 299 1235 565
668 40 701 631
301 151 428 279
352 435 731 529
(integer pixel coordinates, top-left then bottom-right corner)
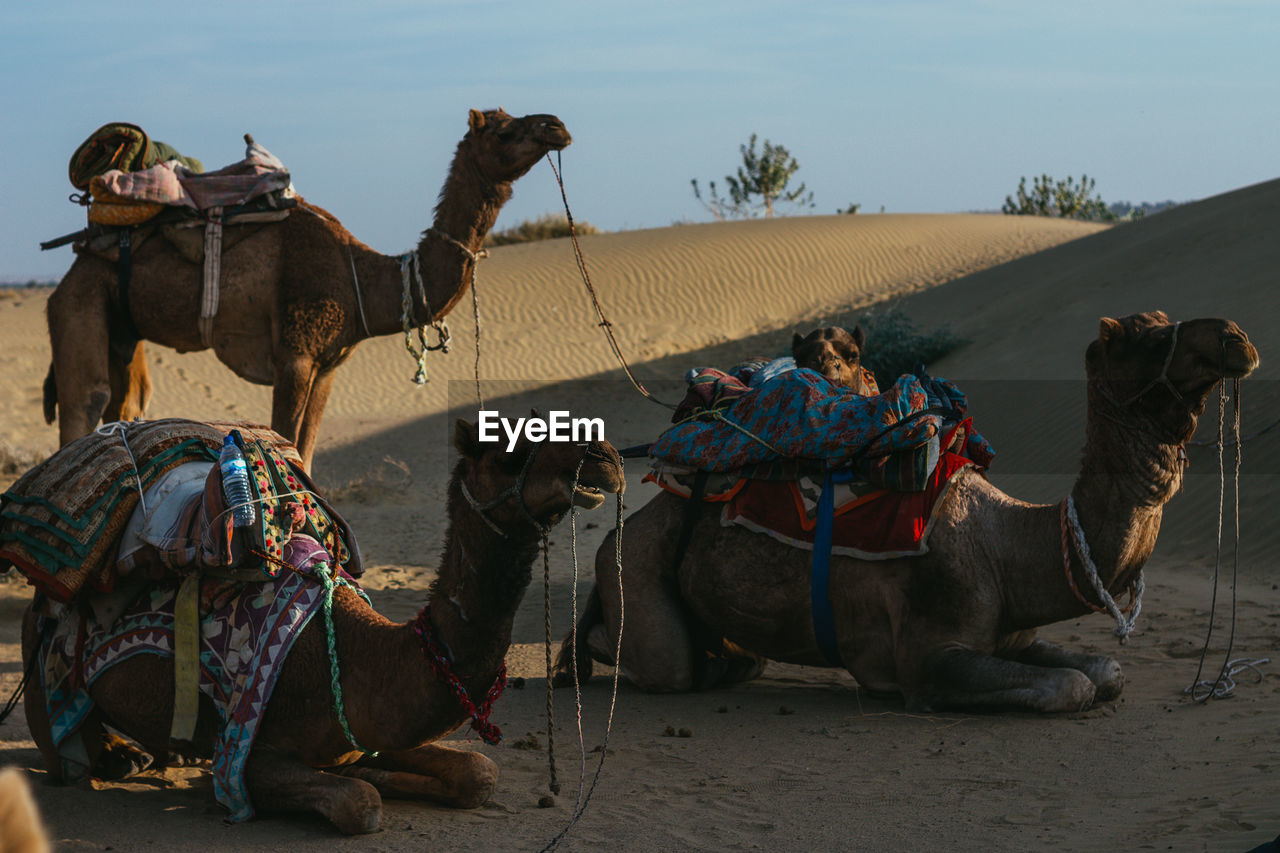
1 185 1277 851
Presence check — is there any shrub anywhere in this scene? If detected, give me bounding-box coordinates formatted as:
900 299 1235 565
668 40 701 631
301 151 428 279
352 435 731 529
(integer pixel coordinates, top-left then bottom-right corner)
1002 174 1115 222
855 306 966 388
692 134 815 220
484 213 600 247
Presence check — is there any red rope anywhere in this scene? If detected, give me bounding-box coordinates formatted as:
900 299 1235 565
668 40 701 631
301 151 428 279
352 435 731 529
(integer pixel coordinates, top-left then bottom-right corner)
412 608 506 745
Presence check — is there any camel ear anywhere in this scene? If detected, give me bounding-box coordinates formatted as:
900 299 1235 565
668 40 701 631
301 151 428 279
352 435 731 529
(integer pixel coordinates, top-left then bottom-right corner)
468 109 486 133
454 419 484 458
530 407 542 421
1151 309 1171 324
850 324 866 349
791 332 804 354
1098 317 1124 343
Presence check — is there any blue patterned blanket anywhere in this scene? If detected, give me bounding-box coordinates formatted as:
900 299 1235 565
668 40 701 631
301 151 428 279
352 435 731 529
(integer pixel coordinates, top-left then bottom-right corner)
650 370 993 473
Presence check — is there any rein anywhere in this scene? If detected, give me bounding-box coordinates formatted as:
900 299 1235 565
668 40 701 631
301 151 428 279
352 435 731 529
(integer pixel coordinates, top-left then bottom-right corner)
412 607 506 745
546 152 676 412
398 248 452 385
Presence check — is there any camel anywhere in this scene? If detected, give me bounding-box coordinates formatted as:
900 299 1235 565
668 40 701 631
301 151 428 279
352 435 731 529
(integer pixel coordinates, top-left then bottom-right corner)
559 312 1259 713
44 109 572 470
791 324 873 393
21 419 625 834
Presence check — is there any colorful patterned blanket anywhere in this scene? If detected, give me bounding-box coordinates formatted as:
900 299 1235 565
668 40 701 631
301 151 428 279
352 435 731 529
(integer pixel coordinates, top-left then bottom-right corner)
650 369 994 474
39 535 348 822
0 420 341 602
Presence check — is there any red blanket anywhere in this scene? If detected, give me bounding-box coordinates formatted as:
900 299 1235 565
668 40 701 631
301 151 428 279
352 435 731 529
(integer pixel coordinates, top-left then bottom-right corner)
722 451 973 559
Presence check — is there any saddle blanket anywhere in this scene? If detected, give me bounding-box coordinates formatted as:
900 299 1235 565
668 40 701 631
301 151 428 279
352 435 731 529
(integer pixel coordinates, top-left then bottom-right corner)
721 451 974 559
40 535 353 822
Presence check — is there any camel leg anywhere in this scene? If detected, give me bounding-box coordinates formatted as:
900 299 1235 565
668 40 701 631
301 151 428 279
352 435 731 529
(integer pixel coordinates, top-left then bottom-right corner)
919 646 1097 713
292 365 337 473
330 743 498 809
243 751 382 835
591 528 700 693
46 261 114 444
1005 639 1124 701
270 355 315 460
103 340 152 424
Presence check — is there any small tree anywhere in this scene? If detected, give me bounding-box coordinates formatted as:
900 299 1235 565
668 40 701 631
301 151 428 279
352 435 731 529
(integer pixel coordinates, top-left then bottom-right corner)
1002 174 1115 222
692 134 815 220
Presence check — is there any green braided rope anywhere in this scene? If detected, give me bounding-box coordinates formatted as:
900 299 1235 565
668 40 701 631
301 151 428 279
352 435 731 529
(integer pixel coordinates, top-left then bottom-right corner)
315 562 378 756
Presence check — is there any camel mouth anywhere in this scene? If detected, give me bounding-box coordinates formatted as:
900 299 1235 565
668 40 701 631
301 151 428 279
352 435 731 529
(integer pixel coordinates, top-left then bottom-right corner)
1221 341 1260 378
572 484 606 509
537 123 572 150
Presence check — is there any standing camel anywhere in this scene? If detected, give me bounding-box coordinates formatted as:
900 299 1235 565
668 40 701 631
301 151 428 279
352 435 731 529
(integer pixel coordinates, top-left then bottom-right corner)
21 419 625 834
44 109 571 470
560 312 1259 713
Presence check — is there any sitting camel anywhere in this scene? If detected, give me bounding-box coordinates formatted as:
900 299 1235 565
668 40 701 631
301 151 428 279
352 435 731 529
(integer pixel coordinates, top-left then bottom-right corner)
44 109 572 470
22 419 624 834
791 324 874 393
559 312 1258 713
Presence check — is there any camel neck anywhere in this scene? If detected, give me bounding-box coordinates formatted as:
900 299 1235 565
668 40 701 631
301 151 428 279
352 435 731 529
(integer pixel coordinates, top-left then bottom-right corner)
349 150 512 342
998 395 1184 632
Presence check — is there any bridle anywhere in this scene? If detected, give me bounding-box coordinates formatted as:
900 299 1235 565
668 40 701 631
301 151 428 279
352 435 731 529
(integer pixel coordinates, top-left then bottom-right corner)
1096 321 1185 409
458 443 549 538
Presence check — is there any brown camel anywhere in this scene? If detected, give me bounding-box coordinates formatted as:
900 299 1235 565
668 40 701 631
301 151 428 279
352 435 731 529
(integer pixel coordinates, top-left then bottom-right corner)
560 312 1259 713
791 324 873 393
21 420 624 834
44 109 572 470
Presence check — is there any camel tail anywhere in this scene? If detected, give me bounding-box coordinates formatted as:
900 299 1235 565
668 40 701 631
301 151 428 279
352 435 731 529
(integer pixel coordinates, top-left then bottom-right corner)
0 767 51 853
552 585 603 687
41 364 56 425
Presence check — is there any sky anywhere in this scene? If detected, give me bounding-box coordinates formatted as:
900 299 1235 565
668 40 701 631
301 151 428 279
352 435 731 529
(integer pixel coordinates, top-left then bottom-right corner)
2 0 1277 280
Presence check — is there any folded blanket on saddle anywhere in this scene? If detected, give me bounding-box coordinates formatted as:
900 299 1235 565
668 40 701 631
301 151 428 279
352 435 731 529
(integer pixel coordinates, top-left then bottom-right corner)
37 534 353 822
0 419 358 602
69 122 204 191
651 368 994 475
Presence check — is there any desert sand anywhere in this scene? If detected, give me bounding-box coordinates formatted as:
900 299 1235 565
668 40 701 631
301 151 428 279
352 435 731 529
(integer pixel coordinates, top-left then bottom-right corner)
1 185 1277 851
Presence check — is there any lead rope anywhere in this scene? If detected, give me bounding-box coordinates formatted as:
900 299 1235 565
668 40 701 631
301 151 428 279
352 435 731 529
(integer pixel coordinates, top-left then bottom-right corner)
546 153 676 412
543 458 585 797
539 467 625 853
1186 378 1268 701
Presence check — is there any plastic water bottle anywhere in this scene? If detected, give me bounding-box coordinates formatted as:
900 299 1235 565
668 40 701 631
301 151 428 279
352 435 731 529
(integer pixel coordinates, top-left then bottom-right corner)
219 434 256 528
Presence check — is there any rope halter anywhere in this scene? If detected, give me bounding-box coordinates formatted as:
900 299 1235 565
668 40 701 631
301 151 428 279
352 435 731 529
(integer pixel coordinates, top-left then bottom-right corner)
458 443 550 538
1098 321 1185 409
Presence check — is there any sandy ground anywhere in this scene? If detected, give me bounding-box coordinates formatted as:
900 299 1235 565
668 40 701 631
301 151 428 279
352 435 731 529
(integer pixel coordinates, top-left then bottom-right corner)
1 188 1277 851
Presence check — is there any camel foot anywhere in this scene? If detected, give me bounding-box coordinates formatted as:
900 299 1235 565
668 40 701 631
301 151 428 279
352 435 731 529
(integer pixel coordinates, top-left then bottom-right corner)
1007 640 1124 703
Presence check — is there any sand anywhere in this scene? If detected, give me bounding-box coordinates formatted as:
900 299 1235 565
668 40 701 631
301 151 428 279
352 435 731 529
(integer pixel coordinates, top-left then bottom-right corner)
0 187 1277 851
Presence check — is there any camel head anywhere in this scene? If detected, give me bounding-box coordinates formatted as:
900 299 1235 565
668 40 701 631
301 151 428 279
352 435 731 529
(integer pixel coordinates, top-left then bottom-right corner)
1086 310 1259 441
464 108 572 184
792 325 868 390
452 414 624 536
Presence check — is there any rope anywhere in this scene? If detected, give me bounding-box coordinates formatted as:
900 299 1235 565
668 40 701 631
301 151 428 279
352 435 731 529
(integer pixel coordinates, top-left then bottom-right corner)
346 245 371 338
539 468 626 853
1063 495 1144 641
314 562 378 756
542 533 560 795
94 421 147 517
398 250 452 385
412 608 507 744
545 152 676 412
425 228 487 408
1184 378 1267 701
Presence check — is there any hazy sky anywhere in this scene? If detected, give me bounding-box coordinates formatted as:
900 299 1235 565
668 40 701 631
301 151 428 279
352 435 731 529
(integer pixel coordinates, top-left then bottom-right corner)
3 0 1276 280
